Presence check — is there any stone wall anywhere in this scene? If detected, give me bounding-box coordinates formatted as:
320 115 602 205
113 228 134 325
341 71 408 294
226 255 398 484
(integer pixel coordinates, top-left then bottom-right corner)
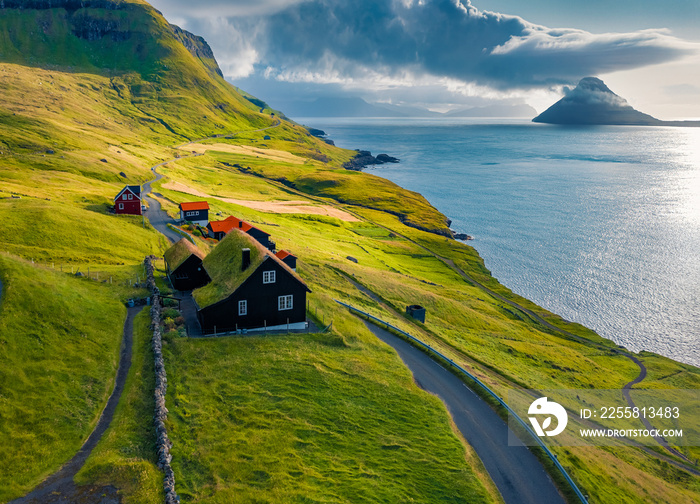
145 256 179 504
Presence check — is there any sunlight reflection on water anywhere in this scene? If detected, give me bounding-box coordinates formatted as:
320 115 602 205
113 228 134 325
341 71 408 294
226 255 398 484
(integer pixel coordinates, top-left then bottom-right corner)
302 119 700 366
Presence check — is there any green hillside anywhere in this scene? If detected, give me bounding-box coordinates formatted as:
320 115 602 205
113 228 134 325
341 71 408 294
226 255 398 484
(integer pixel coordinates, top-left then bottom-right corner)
0 1 698 504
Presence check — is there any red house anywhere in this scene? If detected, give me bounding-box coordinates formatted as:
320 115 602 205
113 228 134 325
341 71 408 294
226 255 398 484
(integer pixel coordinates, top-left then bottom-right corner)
114 185 142 215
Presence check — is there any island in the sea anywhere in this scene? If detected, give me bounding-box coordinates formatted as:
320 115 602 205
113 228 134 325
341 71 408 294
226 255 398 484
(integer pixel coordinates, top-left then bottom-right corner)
533 77 700 126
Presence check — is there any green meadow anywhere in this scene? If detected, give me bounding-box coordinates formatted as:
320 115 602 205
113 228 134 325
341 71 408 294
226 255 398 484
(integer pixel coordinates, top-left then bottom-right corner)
163 331 498 504
0 1 698 503
0 255 126 502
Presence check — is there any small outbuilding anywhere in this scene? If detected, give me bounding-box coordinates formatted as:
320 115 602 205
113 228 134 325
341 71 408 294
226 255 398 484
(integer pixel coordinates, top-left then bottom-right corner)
114 185 142 215
406 304 426 323
275 250 297 271
194 229 310 334
164 238 211 291
179 201 210 226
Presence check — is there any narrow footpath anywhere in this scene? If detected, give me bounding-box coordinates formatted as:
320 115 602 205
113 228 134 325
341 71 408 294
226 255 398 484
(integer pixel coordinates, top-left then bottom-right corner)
10 306 144 504
363 320 566 504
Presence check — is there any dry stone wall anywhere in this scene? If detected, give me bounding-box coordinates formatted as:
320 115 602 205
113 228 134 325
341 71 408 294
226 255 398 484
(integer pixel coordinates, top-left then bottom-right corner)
145 256 179 504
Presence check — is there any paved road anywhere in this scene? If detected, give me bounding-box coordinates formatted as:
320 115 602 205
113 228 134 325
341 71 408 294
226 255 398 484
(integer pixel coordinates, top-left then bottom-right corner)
142 160 187 245
10 306 144 504
363 320 566 504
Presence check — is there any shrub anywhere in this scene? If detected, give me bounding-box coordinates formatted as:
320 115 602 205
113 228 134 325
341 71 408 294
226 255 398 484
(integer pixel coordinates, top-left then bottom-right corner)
163 318 175 331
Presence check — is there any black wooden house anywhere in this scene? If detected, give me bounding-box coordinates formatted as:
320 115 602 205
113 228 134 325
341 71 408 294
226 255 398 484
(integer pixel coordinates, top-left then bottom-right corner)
164 239 211 291
193 229 310 333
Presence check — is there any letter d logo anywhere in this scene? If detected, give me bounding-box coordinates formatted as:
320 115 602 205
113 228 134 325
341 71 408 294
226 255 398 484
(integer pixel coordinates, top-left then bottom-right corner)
528 397 568 437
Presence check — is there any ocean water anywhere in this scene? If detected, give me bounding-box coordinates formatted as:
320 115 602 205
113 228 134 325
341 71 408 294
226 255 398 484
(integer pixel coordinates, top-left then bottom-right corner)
299 118 700 367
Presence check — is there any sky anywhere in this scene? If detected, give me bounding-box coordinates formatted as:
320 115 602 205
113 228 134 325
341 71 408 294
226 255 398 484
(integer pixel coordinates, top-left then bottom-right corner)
148 0 700 118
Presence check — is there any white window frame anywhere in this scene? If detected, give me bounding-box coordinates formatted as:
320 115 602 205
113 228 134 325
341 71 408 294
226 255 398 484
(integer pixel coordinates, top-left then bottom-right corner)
278 295 293 311
123 194 128 200
263 270 276 284
128 193 133 200
118 203 124 210
238 300 247 316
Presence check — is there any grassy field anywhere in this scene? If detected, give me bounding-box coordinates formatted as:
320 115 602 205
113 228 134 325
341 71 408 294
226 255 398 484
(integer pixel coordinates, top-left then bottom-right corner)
163 328 498 504
0 255 126 502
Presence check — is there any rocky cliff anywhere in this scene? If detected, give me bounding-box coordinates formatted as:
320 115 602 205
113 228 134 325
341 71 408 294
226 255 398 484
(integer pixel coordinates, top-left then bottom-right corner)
170 24 224 77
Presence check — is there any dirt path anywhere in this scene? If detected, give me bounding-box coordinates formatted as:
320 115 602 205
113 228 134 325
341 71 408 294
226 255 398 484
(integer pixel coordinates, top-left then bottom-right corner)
161 180 359 221
10 306 144 504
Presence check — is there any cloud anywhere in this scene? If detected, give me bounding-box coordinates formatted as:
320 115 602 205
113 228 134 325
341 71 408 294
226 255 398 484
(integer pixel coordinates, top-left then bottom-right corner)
664 83 700 96
149 0 311 18
151 0 698 91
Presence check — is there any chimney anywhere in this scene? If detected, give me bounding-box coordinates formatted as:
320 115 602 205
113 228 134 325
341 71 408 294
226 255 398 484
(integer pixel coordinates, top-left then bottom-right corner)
242 248 251 271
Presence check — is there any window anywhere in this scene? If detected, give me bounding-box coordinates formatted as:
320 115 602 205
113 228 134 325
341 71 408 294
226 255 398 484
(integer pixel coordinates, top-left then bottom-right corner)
128 194 133 200
263 270 276 284
118 203 124 210
278 295 293 311
238 300 247 316
186 211 192 217
123 194 128 201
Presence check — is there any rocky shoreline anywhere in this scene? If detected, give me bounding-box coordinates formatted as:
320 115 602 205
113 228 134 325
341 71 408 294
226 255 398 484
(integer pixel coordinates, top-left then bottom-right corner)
343 150 400 171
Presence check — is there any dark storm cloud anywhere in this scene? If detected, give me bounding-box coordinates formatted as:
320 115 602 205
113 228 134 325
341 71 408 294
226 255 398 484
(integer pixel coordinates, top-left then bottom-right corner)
150 0 696 89
257 0 693 88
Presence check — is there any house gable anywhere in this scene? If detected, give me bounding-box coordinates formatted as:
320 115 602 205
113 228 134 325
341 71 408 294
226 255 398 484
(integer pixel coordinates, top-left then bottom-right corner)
164 238 210 291
114 185 141 202
193 229 310 333
197 256 309 332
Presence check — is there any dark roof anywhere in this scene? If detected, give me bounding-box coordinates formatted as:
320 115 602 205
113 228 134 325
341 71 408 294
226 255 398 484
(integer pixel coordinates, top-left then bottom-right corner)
114 185 141 201
193 228 309 308
163 238 207 271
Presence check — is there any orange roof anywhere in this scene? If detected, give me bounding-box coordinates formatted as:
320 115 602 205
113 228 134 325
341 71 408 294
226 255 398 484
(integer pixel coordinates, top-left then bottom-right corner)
180 201 209 211
208 219 237 234
275 250 294 260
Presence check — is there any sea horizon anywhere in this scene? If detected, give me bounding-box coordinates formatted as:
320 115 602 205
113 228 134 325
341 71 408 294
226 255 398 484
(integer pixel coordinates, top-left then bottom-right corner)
295 116 700 367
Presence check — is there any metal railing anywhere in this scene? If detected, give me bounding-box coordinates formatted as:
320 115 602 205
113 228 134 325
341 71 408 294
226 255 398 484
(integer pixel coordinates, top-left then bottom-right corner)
336 299 588 504
166 223 195 244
